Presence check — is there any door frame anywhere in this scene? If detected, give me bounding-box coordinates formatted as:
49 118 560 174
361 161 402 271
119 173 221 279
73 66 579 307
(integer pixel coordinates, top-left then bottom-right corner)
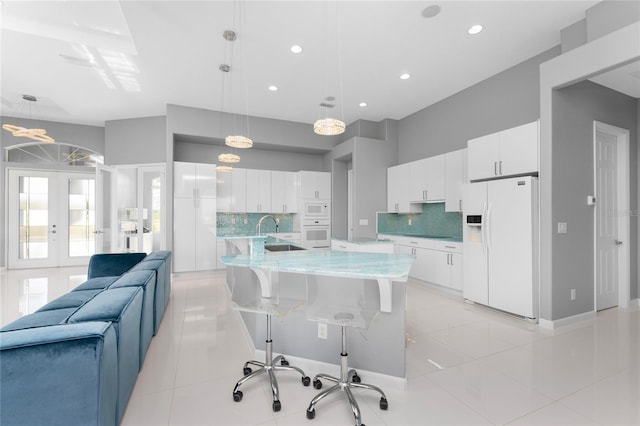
593 120 630 309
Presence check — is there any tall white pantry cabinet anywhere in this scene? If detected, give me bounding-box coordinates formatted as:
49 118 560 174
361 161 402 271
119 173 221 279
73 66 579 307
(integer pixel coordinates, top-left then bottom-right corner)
173 161 217 272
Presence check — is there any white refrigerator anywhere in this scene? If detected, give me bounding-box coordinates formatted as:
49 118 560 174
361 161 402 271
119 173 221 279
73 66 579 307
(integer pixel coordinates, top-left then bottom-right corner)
462 176 539 319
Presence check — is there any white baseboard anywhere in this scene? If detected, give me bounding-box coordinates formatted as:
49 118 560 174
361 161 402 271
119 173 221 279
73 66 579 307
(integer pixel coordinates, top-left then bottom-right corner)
538 310 596 329
254 349 407 392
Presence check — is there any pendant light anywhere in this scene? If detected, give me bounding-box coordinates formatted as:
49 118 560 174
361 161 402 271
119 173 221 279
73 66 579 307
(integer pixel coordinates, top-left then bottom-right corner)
313 2 345 136
2 95 55 143
216 31 241 172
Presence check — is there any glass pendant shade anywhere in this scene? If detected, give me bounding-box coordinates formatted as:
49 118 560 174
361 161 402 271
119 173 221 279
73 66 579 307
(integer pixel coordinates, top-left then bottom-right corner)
313 118 346 136
225 135 253 149
216 165 233 173
218 153 240 163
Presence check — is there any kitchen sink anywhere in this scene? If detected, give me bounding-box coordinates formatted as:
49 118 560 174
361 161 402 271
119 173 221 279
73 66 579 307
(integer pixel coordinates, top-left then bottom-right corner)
264 244 306 252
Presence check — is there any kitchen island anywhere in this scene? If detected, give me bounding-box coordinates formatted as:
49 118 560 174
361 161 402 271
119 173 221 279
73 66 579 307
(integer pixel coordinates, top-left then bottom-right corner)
220 236 414 380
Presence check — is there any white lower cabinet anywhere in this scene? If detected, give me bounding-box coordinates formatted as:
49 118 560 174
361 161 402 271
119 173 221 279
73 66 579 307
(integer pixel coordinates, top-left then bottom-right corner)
267 232 301 244
381 234 462 291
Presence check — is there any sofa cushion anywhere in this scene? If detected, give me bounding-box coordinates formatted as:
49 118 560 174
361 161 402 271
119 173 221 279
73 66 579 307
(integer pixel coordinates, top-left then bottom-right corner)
130 260 166 333
67 286 143 424
1 308 78 332
36 289 102 312
0 322 118 426
72 276 119 291
87 252 147 279
109 270 156 366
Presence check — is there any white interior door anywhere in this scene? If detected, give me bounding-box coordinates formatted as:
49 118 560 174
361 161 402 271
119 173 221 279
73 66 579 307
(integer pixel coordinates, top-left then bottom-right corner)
8 169 95 269
595 130 618 310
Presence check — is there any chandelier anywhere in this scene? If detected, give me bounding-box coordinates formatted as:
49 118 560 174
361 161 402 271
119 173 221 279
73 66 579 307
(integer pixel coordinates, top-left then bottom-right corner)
313 118 346 136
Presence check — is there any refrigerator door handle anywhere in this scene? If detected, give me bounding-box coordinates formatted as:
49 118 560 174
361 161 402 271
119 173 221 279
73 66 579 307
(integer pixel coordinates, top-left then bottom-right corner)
486 202 492 252
481 202 488 255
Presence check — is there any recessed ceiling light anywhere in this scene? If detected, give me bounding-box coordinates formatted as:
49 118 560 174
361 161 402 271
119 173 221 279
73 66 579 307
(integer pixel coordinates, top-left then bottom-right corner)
359 102 367 107
290 45 303 54
268 85 278 91
467 24 483 35
400 73 411 80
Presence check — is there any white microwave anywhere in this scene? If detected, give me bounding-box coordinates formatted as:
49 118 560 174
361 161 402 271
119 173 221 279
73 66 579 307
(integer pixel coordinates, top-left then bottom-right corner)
304 201 330 218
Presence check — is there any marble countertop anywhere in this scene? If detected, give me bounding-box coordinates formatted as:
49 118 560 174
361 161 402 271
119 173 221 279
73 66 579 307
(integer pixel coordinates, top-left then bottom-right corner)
221 250 414 280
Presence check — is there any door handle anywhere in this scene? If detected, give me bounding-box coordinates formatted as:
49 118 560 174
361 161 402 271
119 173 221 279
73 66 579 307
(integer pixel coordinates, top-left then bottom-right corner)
93 230 104 234
615 240 623 245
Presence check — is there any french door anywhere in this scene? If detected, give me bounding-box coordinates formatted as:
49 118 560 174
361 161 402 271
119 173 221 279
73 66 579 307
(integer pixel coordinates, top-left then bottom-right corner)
7 169 97 269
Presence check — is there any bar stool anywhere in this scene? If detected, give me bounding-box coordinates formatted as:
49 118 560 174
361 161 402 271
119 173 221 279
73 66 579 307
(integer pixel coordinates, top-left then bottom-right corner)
226 242 310 412
304 275 388 426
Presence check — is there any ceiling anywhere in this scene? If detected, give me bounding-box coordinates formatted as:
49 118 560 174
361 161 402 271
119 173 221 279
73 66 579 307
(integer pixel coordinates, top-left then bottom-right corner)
4 0 633 131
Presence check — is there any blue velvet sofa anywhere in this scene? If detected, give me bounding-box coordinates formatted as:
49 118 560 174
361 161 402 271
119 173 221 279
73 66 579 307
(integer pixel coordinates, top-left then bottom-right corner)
0 251 172 426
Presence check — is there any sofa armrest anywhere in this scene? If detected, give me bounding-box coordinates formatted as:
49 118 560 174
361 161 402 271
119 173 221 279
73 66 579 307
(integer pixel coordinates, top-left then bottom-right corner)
87 253 147 278
0 322 118 426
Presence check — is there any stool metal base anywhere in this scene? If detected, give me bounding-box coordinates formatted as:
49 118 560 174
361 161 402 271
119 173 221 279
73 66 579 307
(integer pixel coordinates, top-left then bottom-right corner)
232 315 310 411
306 326 388 426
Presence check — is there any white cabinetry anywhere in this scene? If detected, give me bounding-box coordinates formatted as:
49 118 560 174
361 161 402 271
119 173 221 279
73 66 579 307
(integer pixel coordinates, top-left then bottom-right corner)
174 162 217 272
445 149 467 212
217 168 246 212
331 239 394 253
432 240 463 290
381 234 462 291
271 171 298 213
246 169 271 213
298 171 331 199
387 165 420 213
467 120 538 181
267 232 301 244
409 155 445 202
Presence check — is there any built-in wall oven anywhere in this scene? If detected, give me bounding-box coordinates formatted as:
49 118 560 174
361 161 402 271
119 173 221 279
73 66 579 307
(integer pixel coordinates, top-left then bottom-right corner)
301 218 331 248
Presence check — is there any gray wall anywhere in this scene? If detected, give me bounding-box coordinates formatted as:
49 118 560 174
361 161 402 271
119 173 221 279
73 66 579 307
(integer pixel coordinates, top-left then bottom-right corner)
174 140 323 172
398 47 559 163
105 116 166 165
552 81 638 317
0 117 104 269
325 137 398 240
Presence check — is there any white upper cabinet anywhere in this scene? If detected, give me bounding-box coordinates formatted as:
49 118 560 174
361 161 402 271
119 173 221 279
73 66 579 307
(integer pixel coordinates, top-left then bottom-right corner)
298 171 331 199
387 164 420 213
216 168 246 212
444 149 467 212
174 161 216 199
245 169 272 213
409 155 445 203
467 120 538 181
271 171 298 213
498 121 539 177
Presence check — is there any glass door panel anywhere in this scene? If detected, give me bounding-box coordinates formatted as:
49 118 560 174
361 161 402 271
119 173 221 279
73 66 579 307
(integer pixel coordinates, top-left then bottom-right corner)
9 170 57 268
95 165 114 253
18 176 50 260
8 169 96 269
114 165 165 254
67 177 96 258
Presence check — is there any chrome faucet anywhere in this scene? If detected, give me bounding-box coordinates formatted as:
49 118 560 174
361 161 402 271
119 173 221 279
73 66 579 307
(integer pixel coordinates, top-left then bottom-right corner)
256 215 279 235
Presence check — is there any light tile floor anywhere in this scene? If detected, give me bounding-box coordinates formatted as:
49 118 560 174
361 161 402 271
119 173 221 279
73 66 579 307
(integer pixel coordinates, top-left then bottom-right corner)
1 268 638 425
